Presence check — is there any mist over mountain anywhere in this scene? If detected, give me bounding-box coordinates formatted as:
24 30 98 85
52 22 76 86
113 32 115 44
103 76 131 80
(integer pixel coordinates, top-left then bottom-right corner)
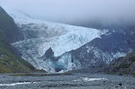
1 0 135 26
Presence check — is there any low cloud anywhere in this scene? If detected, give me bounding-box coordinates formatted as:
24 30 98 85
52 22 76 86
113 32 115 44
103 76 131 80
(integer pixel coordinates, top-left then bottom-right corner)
1 0 135 25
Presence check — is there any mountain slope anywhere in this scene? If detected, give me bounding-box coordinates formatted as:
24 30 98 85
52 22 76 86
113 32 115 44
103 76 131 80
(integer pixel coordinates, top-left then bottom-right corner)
0 6 23 43
0 6 35 73
104 50 135 75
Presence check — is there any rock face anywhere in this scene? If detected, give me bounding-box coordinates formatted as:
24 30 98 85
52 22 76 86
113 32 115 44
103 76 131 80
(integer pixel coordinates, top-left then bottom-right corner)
42 47 54 59
0 6 35 73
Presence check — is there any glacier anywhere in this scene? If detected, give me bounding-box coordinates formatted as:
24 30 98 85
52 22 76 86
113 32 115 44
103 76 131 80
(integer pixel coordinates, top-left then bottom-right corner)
4 8 106 72
4 7 132 73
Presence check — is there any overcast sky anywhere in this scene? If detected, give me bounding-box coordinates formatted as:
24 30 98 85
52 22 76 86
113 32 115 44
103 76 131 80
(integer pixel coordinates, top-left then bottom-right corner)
0 0 135 24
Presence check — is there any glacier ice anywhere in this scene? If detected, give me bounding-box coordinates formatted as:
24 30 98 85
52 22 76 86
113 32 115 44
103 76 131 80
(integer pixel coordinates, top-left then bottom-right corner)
4 8 107 72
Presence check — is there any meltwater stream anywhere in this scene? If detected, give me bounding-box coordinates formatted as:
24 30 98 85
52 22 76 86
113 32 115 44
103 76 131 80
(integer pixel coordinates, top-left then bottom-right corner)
0 73 135 89
0 82 40 87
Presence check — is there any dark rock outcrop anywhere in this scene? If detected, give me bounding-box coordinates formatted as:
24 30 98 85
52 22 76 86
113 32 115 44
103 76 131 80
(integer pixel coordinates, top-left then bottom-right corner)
44 47 54 59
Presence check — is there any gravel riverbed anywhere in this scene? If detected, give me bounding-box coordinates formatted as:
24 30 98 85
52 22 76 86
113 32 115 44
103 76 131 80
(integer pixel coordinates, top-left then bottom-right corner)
0 72 135 89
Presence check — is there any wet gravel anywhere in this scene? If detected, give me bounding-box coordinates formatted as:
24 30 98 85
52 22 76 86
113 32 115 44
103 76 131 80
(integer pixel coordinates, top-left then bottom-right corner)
0 72 135 89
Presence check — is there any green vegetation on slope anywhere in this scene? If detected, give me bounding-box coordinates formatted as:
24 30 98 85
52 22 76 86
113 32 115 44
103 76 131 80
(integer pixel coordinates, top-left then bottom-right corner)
0 6 35 73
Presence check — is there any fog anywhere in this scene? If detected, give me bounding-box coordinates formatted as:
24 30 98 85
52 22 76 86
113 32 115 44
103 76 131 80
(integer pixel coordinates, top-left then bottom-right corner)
0 0 135 25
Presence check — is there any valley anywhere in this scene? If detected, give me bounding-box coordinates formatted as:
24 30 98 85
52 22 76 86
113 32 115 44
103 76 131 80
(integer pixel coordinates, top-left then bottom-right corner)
0 72 135 89
0 2 135 89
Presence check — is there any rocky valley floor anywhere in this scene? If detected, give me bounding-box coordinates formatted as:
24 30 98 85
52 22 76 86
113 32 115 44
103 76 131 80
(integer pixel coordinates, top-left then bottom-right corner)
0 72 135 89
